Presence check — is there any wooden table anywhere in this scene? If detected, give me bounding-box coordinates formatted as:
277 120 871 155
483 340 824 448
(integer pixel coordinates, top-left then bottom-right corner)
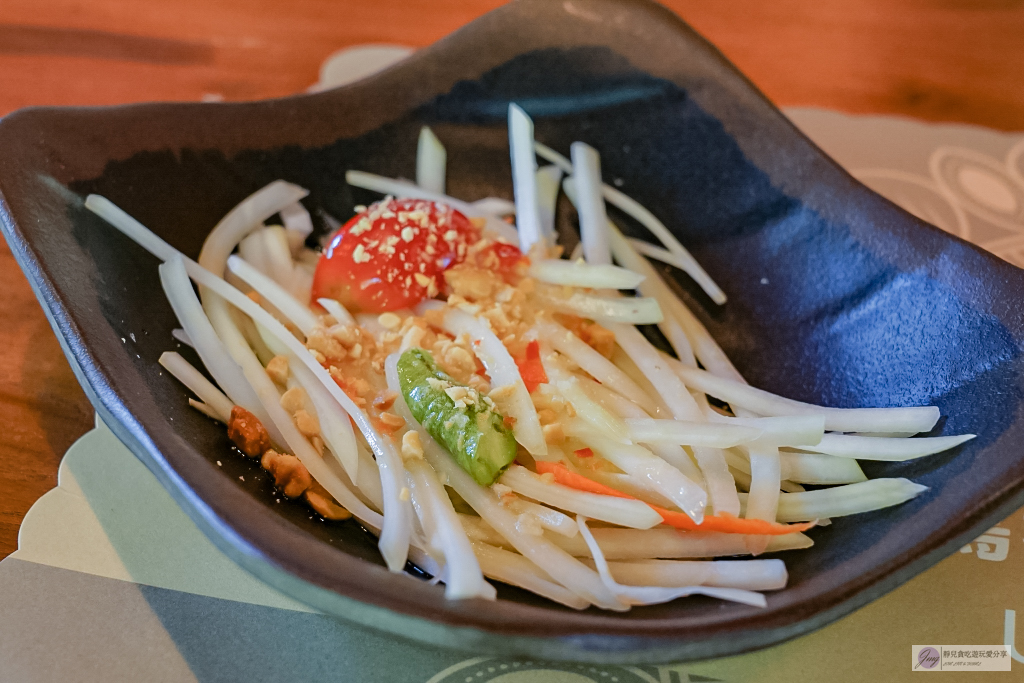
1 0 1023 560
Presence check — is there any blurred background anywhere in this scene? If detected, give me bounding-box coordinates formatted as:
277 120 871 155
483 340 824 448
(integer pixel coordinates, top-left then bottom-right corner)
1 0 1023 129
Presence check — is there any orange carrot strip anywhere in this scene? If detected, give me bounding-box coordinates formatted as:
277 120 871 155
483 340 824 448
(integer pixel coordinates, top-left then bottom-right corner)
535 462 813 536
574 447 594 459
535 461 632 499
651 507 814 535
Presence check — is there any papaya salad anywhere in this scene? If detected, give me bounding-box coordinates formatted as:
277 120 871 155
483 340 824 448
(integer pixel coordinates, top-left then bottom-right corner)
83 104 974 611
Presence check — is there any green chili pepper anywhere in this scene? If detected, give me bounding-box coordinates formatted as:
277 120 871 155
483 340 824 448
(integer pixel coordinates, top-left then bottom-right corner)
398 348 517 486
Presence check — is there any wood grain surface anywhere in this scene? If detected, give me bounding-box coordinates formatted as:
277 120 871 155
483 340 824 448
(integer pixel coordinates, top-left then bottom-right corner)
1 0 1022 559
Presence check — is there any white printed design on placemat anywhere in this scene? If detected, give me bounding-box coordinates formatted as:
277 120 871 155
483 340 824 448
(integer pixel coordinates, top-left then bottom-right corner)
1005 610 1024 663
958 526 1011 562
853 139 1024 267
424 658 714 683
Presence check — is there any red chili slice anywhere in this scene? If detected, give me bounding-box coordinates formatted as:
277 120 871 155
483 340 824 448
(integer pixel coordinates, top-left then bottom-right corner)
515 340 548 393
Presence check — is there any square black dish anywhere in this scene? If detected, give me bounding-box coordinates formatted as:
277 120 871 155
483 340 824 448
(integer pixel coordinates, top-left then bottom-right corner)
2 0 1023 664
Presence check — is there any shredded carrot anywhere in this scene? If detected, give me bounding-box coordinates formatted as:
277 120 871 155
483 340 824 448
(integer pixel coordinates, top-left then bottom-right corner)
535 461 633 499
652 507 814 535
534 462 814 536
515 340 548 393
574 447 594 459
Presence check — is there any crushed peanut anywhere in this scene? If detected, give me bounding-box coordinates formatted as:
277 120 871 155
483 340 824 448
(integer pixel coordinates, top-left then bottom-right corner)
265 355 289 385
467 374 491 395
227 406 271 457
377 312 402 330
329 324 359 345
378 412 405 429
488 384 516 401
294 409 320 438
304 481 351 520
444 385 470 403
443 264 502 301
401 326 426 352
280 386 307 414
422 308 446 328
536 408 559 425
543 423 565 444
444 346 476 376
307 329 347 360
372 391 398 410
401 430 424 460
261 450 312 498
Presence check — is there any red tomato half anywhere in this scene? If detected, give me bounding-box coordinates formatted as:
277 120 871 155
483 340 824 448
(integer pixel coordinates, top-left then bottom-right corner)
312 198 480 313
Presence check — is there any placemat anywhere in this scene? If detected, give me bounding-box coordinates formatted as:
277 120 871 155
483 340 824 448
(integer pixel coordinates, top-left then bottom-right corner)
2 47 1023 682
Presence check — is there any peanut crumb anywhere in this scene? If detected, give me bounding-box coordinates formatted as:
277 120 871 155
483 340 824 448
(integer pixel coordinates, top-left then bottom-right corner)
227 406 271 457
265 355 289 385
261 449 312 498
372 391 398 410
378 312 402 330
423 308 446 327
488 384 516 401
401 326 426 352
378 412 405 429
444 385 470 403
328 324 359 345
542 423 565 444
536 408 558 425
280 386 306 414
443 346 476 378
401 431 424 460
307 329 346 360
294 409 320 437
467 374 491 395
305 482 351 520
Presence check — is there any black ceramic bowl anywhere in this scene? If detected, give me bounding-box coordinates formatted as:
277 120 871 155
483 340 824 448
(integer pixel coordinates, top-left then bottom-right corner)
2 0 1023 665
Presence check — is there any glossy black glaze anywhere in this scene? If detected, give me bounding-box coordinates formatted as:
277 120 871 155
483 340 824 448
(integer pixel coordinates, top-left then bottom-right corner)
1 0 1023 663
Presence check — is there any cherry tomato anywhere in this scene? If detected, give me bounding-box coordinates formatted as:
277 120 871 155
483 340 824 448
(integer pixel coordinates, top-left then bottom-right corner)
312 198 480 313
